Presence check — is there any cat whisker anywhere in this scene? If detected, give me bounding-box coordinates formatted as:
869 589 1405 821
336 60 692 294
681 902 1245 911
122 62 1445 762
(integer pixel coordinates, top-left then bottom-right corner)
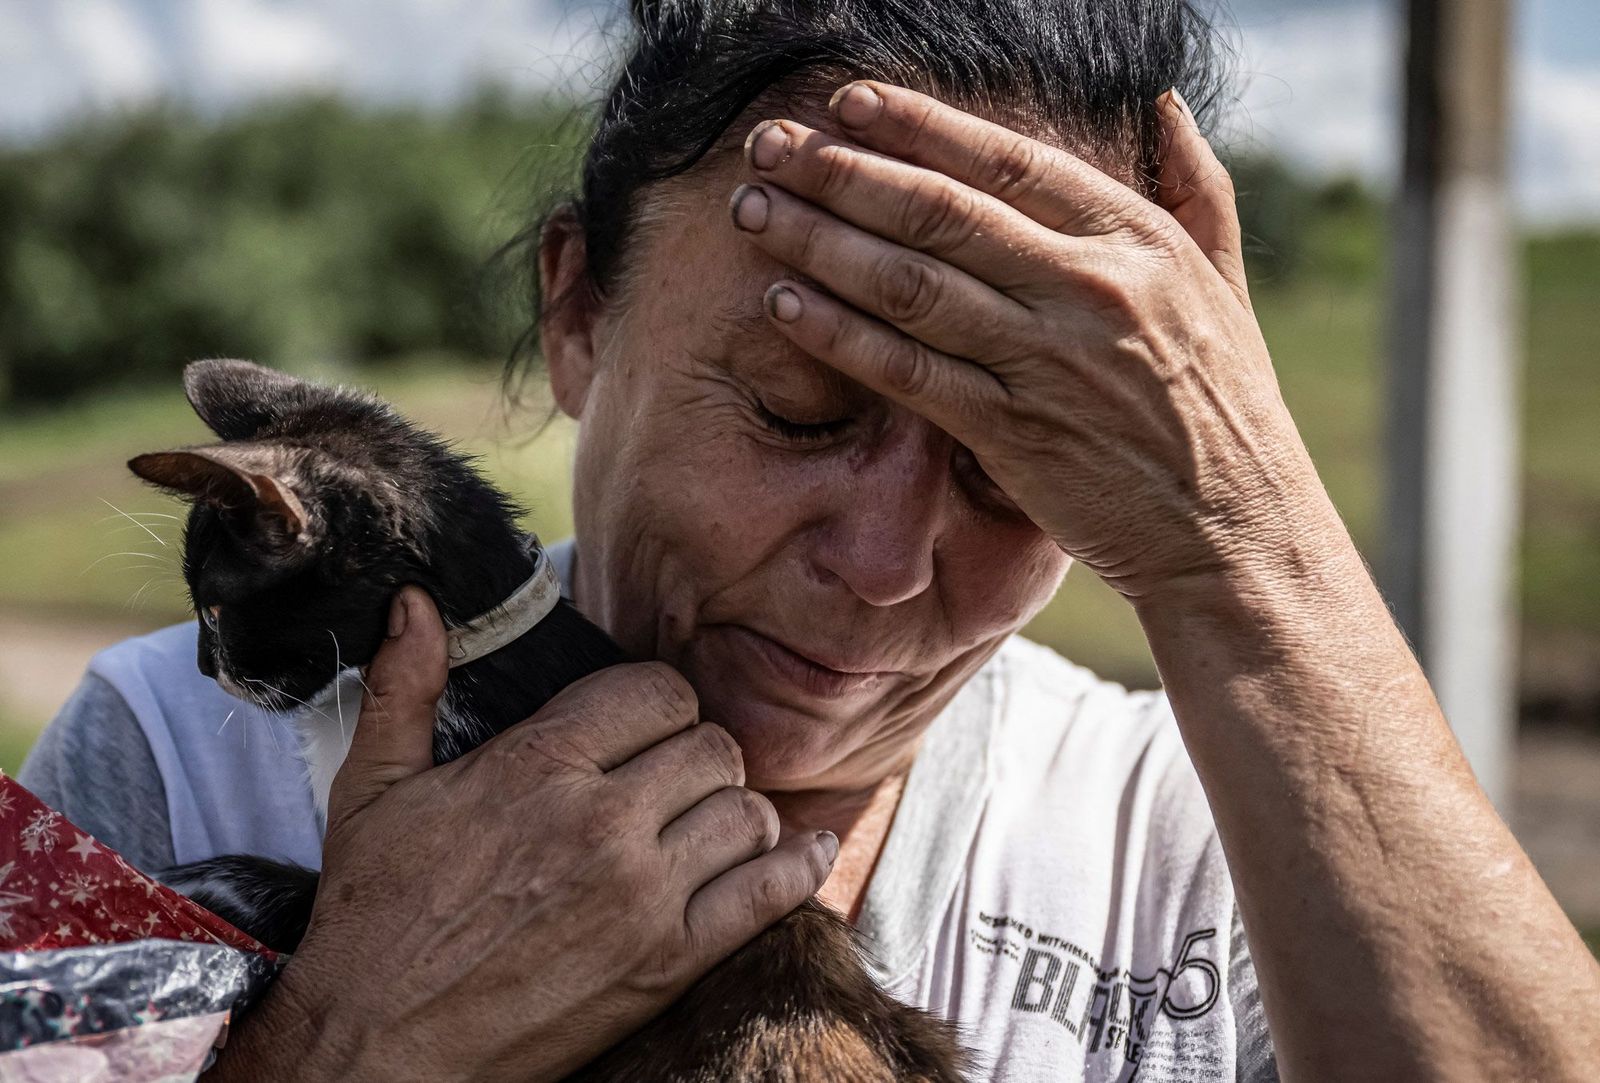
217 709 236 736
328 630 347 748
95 509 182 523
98 499 169 547
241 676 336 724
80 550 171 576
126 579 159 611
261 712 284 754
106 523 176 541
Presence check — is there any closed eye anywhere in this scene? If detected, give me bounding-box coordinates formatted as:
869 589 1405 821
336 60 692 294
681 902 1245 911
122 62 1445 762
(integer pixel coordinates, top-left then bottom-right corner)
756 402 852 443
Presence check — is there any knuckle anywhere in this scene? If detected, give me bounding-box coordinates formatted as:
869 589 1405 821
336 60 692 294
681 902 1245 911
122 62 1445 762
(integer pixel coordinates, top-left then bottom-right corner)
496 724 578 777
746 868 796 919
793 214 827 270
583 787 636 839
975 135 1041 203
877 256 945 324
1210 163 1238 202
635 660 697 723
813 142 855 200
880 337 933 398
729 787 777 844
898 181 974 252
694 721 744 778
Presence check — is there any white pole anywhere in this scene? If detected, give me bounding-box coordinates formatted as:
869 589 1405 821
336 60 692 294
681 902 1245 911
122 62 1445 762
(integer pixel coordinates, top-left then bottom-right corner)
1385 0 1519 809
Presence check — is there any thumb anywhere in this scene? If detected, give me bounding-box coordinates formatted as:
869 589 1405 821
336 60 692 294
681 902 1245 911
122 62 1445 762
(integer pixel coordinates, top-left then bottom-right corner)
1153 87 1252 312
326 585 447 836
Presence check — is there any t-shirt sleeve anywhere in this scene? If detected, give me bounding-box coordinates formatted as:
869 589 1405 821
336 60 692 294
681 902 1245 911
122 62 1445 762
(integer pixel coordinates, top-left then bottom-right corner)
17 672 176 875
1228 902 1280 1082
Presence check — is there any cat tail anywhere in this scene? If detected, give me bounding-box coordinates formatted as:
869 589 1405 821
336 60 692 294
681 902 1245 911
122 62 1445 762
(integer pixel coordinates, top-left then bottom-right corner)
161 854 320 955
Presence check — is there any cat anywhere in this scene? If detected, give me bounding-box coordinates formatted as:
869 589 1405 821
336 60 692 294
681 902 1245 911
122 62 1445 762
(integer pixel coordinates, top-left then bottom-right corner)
129 358 971 1083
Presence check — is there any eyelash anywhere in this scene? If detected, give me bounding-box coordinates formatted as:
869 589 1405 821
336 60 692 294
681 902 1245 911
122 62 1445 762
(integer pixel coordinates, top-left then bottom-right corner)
756 403 852 443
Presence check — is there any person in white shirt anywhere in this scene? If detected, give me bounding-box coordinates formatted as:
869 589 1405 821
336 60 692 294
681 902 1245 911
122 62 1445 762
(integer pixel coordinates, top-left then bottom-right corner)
26 1 1599 1079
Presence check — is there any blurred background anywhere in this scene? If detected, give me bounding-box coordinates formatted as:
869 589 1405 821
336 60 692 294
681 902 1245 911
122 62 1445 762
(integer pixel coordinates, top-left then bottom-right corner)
0 0 1594 946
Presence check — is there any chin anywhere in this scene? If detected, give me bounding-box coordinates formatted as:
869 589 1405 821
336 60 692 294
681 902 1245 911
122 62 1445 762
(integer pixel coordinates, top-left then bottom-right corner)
694 682 857 790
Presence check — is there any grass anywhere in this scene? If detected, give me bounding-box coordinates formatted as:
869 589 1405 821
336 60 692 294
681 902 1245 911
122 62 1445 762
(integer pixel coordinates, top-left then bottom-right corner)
0 701 37 777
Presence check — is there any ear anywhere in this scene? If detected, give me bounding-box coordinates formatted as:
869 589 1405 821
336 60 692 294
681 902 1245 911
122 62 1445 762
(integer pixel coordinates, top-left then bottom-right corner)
128 448 309 544
183 359 317 440
539 205 605 420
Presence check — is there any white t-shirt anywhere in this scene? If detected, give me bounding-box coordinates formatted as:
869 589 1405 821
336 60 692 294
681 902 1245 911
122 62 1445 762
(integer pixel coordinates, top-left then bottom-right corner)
25 540 1276 1081
855 634 1276 1082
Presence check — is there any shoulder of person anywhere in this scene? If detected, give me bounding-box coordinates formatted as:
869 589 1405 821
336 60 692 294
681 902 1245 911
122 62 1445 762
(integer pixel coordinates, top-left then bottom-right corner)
16 629 197 874
986 635 1211 836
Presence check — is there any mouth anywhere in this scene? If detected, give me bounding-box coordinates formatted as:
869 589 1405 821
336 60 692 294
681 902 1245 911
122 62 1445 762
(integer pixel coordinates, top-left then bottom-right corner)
721 625 895 698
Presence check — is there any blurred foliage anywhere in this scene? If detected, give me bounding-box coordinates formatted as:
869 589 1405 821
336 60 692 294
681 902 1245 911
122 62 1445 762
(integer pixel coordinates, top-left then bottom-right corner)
0 92 582 408
0 96 1382 411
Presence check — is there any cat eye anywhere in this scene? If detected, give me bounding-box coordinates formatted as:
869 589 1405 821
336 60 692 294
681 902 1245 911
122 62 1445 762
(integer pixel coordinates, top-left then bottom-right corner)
200 605 221 632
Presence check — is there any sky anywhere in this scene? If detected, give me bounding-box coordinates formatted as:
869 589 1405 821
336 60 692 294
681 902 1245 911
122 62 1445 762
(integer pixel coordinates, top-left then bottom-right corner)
1 0 1596 224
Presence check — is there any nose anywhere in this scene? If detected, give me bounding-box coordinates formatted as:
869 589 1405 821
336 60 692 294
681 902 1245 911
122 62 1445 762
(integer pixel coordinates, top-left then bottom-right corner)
810 426 951 607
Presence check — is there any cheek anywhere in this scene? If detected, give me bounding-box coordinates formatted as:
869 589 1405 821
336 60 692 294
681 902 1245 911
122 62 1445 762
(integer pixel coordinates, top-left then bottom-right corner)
941 522 1071 643
569 372 821 652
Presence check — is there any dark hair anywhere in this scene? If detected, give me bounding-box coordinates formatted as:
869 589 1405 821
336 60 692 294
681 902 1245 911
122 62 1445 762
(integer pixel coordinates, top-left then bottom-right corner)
502 0 1232 396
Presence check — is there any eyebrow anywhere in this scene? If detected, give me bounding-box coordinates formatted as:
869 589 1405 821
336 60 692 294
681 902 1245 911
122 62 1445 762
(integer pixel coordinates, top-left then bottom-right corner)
705 301 860 401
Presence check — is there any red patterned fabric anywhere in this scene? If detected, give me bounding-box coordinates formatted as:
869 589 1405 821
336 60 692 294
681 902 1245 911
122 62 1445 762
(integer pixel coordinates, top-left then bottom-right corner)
0 772 276 959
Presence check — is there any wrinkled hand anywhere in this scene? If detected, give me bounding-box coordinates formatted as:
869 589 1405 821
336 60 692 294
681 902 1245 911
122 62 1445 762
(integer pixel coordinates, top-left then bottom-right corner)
217 587 836 1083
731 81 1326 600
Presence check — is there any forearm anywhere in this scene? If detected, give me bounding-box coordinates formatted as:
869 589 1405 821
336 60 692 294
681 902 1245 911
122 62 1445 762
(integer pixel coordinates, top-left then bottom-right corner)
1135 492 1600 1081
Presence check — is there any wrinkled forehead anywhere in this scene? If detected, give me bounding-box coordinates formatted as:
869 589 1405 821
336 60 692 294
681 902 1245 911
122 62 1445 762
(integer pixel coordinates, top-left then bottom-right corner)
600 80 1146 392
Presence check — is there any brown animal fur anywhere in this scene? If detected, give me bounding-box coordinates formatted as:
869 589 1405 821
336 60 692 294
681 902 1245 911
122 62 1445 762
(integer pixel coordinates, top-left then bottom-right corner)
569 901 970 1082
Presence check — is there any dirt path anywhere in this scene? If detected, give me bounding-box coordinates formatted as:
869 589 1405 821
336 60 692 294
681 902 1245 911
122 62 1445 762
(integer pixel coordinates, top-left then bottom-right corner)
2 607 1597 928
0 607 163 727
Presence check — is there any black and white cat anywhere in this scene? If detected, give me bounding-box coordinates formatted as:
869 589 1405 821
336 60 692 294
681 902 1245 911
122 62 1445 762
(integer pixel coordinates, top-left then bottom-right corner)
130 359 969 1082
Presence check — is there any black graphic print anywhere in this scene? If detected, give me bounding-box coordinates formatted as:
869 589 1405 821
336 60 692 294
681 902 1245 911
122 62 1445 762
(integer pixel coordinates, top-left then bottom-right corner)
971 911 1221 1080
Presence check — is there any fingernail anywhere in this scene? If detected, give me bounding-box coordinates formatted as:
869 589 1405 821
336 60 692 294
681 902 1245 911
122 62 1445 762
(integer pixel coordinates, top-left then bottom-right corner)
730 184 770 232
387 593 408 638
746 121 789 171
766 283 802 322
830 82 881 128
816 829 839 863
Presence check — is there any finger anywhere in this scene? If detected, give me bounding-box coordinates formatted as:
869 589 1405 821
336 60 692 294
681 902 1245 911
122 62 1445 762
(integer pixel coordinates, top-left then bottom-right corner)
742 119 1055 290
826 80 1142 235
730 180 1026 357
659 785 781 881
608 719 745 824
327 586 447 834
683 829 838 966
759 277 1005 445
1153 88 1251 311
502 660 701 774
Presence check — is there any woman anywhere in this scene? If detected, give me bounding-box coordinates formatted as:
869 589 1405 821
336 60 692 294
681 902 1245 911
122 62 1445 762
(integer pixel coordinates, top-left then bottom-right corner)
23 0 1600 1079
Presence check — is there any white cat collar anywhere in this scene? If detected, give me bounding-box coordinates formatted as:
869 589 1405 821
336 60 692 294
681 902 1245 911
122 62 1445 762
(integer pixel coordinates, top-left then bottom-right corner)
445 545 561 668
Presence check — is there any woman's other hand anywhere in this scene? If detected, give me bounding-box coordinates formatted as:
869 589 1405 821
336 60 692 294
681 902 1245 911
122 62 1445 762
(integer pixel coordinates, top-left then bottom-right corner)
731 81 1327 602
211 586 836 1083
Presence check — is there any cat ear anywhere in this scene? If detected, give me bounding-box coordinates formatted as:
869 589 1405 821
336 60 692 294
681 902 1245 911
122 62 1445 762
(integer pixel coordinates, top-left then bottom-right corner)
182 359 314 441
128 448 309 543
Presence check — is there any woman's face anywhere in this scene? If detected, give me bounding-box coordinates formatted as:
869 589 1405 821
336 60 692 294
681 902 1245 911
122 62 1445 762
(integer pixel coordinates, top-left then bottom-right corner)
544 146 1071 793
